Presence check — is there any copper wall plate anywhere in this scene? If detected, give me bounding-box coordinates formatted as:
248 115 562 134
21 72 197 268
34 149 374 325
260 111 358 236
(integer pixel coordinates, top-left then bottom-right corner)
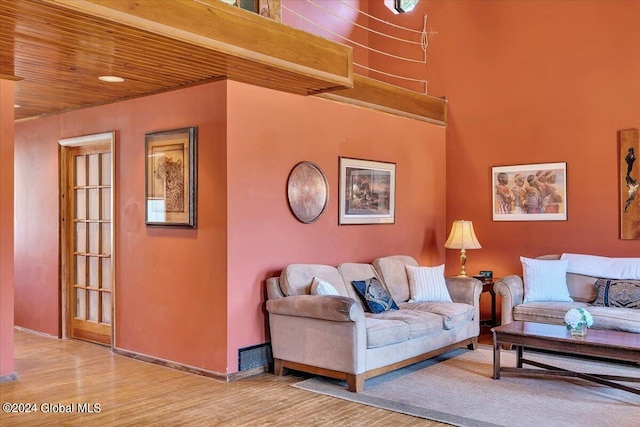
287 161 329 223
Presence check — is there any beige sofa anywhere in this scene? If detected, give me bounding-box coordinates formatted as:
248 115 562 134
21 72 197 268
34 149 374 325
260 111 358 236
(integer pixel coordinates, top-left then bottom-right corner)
495 254 640 333
265 255 482 392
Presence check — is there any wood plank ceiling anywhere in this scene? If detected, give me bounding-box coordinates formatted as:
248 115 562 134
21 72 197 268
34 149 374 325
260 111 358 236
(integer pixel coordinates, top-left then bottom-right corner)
0 0 446 125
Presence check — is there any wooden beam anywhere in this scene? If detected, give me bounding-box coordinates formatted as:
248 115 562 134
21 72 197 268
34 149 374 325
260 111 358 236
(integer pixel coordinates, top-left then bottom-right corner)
43 0 353 93
318 75 448 126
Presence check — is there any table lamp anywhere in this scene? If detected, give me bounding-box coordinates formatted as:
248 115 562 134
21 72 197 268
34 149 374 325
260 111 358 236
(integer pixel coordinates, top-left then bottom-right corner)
444 220 482 277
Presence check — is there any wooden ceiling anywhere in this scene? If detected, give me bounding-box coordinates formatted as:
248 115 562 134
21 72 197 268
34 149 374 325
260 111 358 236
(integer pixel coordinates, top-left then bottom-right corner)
1 0 446 125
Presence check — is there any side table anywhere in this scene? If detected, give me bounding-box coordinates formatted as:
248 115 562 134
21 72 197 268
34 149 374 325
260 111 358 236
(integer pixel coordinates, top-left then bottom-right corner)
480 280 498 327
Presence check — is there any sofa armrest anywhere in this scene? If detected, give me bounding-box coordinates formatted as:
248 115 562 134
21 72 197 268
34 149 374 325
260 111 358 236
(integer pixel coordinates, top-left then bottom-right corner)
494 275 524 325
445 277 483 306
266 295 364 322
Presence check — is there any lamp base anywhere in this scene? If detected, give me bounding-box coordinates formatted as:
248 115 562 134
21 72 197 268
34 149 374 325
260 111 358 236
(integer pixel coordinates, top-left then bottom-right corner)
458 248 468 277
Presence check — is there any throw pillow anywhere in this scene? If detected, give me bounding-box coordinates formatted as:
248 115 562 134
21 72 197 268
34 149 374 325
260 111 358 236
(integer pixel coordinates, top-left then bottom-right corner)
310 277 340 296
405 264 452 303
351 277 399 314
592 279 640 308
521 256 573 303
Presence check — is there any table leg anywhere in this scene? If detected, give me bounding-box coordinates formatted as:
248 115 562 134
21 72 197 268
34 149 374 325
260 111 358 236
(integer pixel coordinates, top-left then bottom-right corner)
493 333 500 379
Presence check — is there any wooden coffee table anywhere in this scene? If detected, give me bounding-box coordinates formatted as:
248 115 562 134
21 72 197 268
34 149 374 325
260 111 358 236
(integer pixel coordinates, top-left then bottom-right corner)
492 321 640 395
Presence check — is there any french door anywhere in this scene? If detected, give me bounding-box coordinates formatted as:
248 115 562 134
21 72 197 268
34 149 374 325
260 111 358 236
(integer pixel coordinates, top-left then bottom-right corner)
61 134 114 346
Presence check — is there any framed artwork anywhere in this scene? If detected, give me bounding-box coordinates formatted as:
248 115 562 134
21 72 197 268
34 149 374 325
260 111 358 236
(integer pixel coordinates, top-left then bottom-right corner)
287 161 329 224
492 162 567 221
145 127 197 228
339 157 395 225
619 128 639 239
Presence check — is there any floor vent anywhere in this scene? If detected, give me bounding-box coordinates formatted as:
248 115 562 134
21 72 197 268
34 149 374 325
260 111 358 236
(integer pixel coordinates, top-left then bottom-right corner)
238 342 272 372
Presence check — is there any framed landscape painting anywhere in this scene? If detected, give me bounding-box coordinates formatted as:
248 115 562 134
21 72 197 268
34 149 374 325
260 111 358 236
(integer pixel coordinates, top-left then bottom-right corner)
492 162 567 221
145 126 197 228
339 157 395 225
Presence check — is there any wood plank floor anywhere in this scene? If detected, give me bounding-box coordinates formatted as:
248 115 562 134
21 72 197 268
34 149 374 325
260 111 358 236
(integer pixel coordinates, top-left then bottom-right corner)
0 328 485 426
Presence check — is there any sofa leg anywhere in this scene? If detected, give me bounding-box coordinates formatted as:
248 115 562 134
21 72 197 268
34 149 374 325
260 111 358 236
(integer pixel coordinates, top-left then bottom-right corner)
273 359 288 376
346 374 364 392
467 337 478 350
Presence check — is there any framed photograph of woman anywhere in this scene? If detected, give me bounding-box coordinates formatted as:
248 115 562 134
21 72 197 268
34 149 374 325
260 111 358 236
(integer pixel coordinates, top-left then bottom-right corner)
492 162 567 221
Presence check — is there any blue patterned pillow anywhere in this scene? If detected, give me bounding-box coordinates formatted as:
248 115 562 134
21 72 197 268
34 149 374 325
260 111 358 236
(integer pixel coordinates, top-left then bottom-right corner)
592 279 640 309
351 277 399 314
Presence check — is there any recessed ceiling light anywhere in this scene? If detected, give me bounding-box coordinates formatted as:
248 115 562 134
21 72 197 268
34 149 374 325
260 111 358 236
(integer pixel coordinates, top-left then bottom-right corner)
98 75 125 83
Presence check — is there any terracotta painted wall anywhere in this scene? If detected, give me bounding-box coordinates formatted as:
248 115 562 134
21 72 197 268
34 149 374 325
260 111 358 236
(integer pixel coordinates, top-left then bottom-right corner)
15 82 230 373
14 79 445 374
0 79 15 377
371 0 640 278
225 81 446 369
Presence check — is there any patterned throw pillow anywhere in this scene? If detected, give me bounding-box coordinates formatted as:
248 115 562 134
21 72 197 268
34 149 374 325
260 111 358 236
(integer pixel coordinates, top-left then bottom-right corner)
592 279 640 308
351 277 399 314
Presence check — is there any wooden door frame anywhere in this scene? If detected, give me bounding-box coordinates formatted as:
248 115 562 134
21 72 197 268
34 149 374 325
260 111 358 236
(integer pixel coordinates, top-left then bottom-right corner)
59 132 116 347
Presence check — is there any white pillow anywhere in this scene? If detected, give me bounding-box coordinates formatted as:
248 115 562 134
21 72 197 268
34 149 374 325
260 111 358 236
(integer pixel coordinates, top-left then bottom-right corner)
405 264 452 302
310 277 340 296
521 256 573 303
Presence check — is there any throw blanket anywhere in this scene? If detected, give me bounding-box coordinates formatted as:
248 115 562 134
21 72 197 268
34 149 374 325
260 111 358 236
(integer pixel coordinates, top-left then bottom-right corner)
560 253 640 280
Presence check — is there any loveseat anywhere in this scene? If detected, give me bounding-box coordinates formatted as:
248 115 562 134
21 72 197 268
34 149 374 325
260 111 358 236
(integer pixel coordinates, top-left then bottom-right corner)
495 253 640 333
265 255 482 392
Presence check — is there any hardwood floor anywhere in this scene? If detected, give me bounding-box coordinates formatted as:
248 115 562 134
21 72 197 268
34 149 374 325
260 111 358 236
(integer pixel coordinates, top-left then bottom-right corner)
1 328 488 426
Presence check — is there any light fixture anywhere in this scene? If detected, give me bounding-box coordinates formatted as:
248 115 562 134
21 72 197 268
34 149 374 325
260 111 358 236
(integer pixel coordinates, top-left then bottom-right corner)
386 0 419 14
98 75 125 83
444 220 482 277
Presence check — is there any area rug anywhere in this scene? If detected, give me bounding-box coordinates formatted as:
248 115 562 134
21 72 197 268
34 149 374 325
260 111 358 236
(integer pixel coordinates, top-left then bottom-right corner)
293 347 639 427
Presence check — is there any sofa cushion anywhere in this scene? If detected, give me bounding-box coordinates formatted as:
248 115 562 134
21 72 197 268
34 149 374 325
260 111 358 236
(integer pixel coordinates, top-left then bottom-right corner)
372 255 418 303
399 302 474 330
280 264 349 296
363 318 410 348
521 256 573 303
514 302 640 333
366 309 442 339
352 277 399 314
310 277 340 296
592 279 640 309
406 264 452 302
583 306 640 333
513 301 590 324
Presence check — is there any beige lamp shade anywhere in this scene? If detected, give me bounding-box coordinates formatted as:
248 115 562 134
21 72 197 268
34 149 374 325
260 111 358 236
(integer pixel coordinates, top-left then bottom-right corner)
444 220 481 276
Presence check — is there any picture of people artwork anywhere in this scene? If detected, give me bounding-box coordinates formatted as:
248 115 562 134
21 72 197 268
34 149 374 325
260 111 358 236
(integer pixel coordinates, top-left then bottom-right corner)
492 162 567 221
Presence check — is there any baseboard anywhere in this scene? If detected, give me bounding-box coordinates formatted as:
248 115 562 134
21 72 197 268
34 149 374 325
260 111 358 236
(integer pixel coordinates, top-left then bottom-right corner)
113 347 270 382
15 325 59 339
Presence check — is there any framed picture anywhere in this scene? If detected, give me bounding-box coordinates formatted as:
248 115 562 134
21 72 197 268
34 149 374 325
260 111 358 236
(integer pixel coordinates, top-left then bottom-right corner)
619 128 639 239
339 157 396 225
492 162 567 221
145 127 197 228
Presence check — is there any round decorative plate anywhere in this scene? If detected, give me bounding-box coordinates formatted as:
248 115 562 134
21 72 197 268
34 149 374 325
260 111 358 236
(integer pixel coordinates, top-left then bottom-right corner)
287 161 329 224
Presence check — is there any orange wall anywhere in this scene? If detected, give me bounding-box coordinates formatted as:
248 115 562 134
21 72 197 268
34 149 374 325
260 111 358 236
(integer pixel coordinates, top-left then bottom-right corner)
15 82 230 372
372 0 640 277
14 80 446 374
225 81 446 368
0 79 15 377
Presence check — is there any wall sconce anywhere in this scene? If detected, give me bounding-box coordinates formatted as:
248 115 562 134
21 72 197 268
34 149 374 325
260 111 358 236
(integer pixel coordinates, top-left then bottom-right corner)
444 220 482 277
